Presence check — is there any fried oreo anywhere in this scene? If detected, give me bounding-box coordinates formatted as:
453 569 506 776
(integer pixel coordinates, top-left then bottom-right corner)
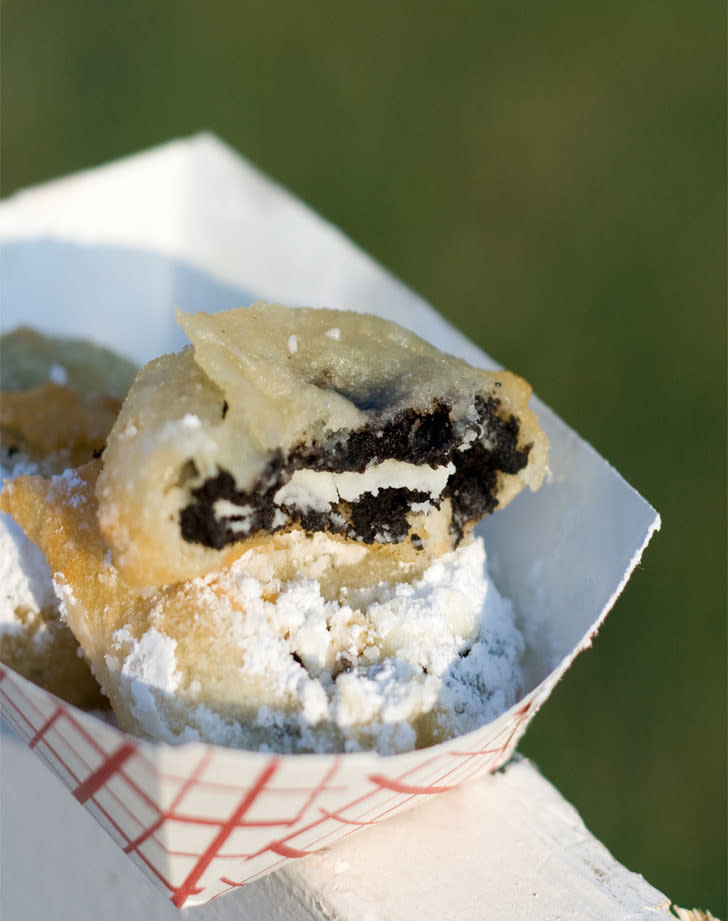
97 303 548 587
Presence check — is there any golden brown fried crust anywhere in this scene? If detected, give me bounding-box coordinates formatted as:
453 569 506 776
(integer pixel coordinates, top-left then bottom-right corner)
0 614 108 710
1 383 123 471
0 326 137 396
0 462 111 708
1 461 131 698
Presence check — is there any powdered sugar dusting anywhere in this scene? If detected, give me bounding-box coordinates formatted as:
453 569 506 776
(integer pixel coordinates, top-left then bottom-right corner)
0 462 57 636
48 363 69 385
108 536 525 754
0 514 57 635
106 626 182 743
51 467 87 508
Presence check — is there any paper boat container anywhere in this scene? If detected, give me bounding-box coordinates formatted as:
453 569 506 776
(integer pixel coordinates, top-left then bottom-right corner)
0 134 660 908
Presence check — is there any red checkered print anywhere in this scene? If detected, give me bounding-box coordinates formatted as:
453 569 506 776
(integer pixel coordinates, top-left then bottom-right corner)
0 664 538 907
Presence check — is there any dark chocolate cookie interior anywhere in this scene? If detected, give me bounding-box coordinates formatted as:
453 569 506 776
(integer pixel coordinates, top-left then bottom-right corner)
180 395 530 550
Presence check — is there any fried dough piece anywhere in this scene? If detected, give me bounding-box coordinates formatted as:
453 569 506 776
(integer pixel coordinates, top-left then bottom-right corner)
1 448 108 708
98 303 549 587
1 327 136 475
0 595 107 710
0 327 136 706
1 327 137 396
2 463 152 711
1 462 497 751
1 383 124 474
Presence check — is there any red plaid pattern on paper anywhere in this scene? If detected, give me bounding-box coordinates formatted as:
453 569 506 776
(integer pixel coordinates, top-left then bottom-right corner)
0 664 538 907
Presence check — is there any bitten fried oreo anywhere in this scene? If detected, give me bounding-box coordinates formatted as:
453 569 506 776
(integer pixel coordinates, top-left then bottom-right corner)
2 307 548 753
97 303 549 587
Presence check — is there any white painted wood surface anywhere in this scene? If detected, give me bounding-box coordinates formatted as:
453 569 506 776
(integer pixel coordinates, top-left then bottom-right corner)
1 720 675 920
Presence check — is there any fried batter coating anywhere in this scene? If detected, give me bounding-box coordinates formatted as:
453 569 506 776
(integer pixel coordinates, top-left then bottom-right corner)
1 327 136 706
97 303 548 587
1 383 124 474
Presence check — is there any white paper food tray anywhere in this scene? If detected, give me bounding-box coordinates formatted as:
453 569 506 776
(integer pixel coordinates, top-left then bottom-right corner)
0 134 660 907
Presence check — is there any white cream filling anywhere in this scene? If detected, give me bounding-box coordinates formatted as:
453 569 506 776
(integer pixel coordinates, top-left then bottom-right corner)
214 500 255 518
208 461 453 533
273 459 455 514
212 500 256 534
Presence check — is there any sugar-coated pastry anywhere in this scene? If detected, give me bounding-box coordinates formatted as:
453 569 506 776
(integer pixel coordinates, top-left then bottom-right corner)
1 461 525 753
0 328 136 708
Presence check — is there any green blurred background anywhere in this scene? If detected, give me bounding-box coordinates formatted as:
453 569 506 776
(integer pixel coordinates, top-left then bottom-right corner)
2 1 725 914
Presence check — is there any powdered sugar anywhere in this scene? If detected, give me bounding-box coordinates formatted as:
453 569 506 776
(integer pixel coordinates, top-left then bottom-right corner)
105 626 181 741
107 536 525 754
48 363 69 385
0 514 57 637
51 467 87 507
0 462 57 637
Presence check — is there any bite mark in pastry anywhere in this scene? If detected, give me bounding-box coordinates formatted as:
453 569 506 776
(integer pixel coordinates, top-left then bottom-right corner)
97 303 549 587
